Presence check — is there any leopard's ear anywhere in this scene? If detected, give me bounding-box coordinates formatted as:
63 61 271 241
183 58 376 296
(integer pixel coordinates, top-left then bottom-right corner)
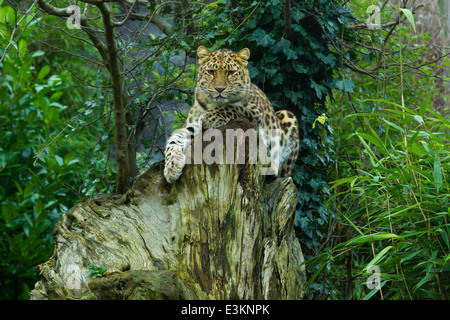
197 46 211 64
236 48 250 67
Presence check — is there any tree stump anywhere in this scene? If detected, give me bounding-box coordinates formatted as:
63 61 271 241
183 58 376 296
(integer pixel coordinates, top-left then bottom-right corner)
30 119 307 300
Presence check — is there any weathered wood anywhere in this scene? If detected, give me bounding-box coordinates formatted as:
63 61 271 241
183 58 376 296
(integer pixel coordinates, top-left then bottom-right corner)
30 119 306 300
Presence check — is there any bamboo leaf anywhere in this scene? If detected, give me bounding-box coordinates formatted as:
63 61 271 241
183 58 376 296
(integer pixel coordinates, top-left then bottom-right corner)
364 246 393 271
344 112 400 121
327 176 366 192
363 280 387 300
356 135 382 167
362 98 402 108
343 214 364 236
434 155 443 193
382 119 405 134
428 109 450 125
413 272 435 295
400 8 416 33
351 131 386 153
347 233 398 245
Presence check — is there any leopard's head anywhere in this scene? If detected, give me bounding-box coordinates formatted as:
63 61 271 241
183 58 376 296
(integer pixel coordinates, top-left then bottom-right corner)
195 46 251 106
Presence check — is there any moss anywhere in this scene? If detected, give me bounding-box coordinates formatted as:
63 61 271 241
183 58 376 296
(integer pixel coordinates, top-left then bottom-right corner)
162 183 178 206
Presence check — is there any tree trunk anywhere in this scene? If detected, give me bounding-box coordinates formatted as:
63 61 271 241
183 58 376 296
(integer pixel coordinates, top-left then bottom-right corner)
30 119 307 300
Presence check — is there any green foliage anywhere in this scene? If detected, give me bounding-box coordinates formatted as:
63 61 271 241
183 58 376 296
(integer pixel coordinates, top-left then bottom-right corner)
305 3 450 299
232 0 347 255
313 99 450 299
0 50 73 299
0 2 112 299
88 264 107 279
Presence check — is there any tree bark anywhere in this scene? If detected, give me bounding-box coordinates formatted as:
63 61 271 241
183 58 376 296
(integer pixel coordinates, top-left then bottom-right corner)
283 0 292 41
97 3 131 194
30 119 307 300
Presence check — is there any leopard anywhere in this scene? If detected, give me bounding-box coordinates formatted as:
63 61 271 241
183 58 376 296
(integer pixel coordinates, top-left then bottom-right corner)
163 46 299 183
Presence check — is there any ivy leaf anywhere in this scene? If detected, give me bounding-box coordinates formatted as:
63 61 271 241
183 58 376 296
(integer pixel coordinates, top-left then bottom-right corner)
264 66 278 77
292 24 307 36
286 49 298 60
291 9 305 22
271 73 283 85
333 78 354 93
249 28 276 47
310 80 326 100
292 61 308 74
316 53 336 67
271 38 291 54
263 53 277 63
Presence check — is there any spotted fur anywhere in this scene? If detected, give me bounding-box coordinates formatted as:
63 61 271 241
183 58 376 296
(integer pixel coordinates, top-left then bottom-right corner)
163 46 299 183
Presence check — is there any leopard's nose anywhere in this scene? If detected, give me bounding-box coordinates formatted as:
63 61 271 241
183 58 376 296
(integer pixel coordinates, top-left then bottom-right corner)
215 86 226 93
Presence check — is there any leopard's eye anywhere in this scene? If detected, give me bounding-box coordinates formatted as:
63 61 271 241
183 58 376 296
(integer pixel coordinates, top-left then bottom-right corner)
206 69 215 76
228 70 238 76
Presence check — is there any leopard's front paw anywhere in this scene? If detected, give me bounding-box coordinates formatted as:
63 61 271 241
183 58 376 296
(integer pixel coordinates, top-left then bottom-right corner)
164 148 186 183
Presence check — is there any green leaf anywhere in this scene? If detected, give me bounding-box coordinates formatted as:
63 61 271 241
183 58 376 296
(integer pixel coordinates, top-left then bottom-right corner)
248 29 276 47
310 80 325 99
0 7 6 24
205 0 222 9
327 176 366 192
35 199 43 220
271 38 291 54
433 154 442 192
364 246 393 272
352 130 387 153
37 66 51 80
292 61 308 74
363 280 387 300
400 8 416 33
5 6 15 24
291 9 305 22
343 214 364 236
382 119 405 134
286 49 298 60
334 78 354 93
413 272 435 295
32 50 45 58
347 233 398 245
50 92 63 102
1 202 14 224
356 135 381 167
55 155 64 167
18 39 28 54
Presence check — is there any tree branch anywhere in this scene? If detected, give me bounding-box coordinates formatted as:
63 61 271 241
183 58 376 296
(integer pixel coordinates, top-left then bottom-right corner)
181 0 194 36
283 0 292 41
130 11 174 36
96 2 131 194
36 0 109 63
125 1 179 37
114 0 139 27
